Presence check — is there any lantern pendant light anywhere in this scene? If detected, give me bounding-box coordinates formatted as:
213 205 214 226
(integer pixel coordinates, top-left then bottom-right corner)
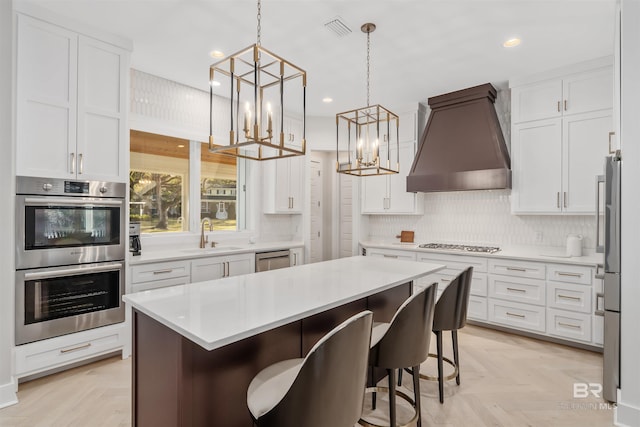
336 23 399 176
208 0 307 161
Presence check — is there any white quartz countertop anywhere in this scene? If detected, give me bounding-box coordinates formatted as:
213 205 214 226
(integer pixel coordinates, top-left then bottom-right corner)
128 240 304 265
360 241 603 267
123 256 444 351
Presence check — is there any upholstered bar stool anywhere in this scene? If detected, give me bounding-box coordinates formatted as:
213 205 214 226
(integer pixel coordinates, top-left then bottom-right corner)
422 266 473 404
359 284 437 427
246 310 373 427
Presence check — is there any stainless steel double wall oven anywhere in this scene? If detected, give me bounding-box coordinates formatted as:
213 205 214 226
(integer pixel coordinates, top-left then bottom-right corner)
15 176 126 345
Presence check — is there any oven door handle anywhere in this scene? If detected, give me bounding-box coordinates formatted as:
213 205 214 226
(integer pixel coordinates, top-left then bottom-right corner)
23 197 124 207
23 263 124 280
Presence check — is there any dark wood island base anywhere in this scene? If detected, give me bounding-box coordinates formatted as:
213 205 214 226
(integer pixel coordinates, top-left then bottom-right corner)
132 282 411 427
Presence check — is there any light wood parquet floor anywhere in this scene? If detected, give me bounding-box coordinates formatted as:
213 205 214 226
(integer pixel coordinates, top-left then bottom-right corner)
0 325 615 427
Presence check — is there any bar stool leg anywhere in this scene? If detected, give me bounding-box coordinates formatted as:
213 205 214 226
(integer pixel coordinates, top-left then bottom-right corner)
388 369 397 427
452 330 460 385
436 331 444 404
371 366 377 410
412 364 422 427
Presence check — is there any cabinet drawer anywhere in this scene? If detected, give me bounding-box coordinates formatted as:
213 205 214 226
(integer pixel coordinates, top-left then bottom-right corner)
15 323 125 377
131 260 190 284
468 296 488 321
489 276 545 306
547 282 592 314
130 276 189 293
489 299 546 333
416 252 487 273
547 264 592 285
488 259 545 280
420 270 487 298
546 308 592 343
366 248 416 261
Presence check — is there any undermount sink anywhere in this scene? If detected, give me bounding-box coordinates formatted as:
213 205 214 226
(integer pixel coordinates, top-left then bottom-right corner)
182 246 243 254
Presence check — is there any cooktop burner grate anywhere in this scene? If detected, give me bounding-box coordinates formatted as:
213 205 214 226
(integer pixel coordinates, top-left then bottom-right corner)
418 243 501 254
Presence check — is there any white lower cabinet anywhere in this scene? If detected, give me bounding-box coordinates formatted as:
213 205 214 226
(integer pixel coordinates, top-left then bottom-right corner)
131 260 190 292
290 247 304 266
190 253 254 283
489 275 546 306
14 322 126 377
468 296 488 321
489 299 546 333
546 308 592 343
365 248 417 262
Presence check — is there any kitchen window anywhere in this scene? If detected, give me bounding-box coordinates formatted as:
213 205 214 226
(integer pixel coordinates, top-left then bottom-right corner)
130 130 242 233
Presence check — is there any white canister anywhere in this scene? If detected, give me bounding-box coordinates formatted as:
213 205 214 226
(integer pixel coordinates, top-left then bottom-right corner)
566 234 583 257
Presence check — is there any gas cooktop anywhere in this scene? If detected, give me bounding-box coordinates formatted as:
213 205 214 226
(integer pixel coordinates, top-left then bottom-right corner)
418 243 501 254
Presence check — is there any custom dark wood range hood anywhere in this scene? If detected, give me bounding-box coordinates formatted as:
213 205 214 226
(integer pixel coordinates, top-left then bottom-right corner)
407 83 511 192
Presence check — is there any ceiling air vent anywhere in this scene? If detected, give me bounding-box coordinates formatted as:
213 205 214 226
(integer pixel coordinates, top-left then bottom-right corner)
324 16 352 37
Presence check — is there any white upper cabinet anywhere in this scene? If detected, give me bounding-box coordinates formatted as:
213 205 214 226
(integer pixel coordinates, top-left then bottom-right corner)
15 13 130 182
361 141 423 214
510 59 613 215
511 65 613 123
263 113 305 214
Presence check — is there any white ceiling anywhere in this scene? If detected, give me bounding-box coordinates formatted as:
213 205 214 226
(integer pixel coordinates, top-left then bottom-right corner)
22 0 616 116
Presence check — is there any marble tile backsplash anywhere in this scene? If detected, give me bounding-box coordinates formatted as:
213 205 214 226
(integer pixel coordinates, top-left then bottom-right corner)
367 190 597 249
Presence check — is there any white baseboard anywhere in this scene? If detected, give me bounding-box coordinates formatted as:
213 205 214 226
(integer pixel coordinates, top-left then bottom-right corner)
615 399 640 427
0 378 18 409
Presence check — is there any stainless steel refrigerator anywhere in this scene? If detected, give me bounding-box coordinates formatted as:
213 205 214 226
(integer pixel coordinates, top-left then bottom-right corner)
596 152 621 403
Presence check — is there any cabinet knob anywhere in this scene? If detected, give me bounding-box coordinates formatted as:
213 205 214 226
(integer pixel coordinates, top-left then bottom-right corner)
42 183 53 191
99 186 108 194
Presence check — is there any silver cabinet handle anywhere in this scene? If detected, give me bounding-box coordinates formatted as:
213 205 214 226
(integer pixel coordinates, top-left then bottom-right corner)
78 153 84 174
557 272 583 278
563 191 567 208
558 294 581 301
564 100 568 111
440 278 451 282
559 322 580 330
70 153 76 174
507 287 526 293
609 132 616 154
506 267 527 272
506 312 526 319
60 343 91 354
383 254 398 259
557 101 561 112
293 253 297 265
153 269 174 275
557 191 560 208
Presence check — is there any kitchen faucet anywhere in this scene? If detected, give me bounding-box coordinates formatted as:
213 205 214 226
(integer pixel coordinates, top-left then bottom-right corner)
200 217 213 248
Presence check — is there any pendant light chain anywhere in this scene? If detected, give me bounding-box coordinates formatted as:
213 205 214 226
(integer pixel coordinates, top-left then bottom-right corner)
256 0 262 46
366 29 371 107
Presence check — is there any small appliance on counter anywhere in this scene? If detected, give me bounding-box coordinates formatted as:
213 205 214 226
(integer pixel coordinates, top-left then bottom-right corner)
565 234 583 257
129 222 142 256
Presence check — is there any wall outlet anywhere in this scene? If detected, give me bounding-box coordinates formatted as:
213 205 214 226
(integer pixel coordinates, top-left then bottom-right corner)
535 231 543 243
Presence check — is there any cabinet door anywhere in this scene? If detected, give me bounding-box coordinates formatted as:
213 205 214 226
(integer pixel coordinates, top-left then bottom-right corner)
16 15 78 179
563 67 613 116
290 248 304 266
190 258 224 283
361 173 388 213
511 119 563 213
226 254 254 277
511 79 562 123
562 111 613 213
77 36 128 182
287 116 305 149
288 156 304 213
388 142 419 213
273 157 292 212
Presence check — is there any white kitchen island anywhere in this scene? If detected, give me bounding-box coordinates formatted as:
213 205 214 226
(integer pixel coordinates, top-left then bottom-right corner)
124 256 444 427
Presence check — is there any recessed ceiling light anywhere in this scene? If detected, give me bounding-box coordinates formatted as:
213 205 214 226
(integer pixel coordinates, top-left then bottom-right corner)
503 38 521 48
209 50 224 58
322 97 333 103
177 144 185 148
210 80 221 87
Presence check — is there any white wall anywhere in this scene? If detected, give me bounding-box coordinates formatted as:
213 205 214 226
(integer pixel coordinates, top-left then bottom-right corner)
307 116 335 151
618 0 640 424
0 0 17 408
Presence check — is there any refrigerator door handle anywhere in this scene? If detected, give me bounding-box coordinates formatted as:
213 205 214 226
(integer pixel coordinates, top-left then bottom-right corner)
595 292 605 316
596 174 605 253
